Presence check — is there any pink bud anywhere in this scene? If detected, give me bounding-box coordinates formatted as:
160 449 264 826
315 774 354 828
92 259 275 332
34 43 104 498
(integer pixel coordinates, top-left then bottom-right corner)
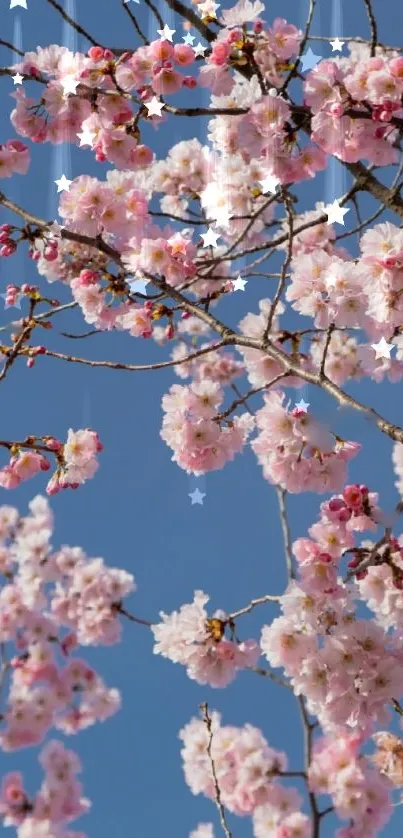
253 19 264 33
0 243 16 257
79 269 99 285
103 49 115 60
182 76 197 88
390 57 403 78
328 497 346 512
44 246 58 261
44 437 62 451
40 457 51 471
31 129 47 143
329 102 344 117
26 358 35 368
95 149 107 163
46 473 61 495
348 556 361 568
0 224 12 233
88 46 105 61
0 232 11 244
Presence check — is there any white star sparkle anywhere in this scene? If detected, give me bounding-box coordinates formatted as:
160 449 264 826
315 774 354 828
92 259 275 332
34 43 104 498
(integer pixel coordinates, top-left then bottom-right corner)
54 175 72 193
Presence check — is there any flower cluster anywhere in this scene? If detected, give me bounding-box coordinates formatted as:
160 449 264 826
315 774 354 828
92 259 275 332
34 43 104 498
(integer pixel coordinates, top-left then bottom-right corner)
251 390 360 493
0 430 103 494
0 495 134 752
0 140 30 180
0 740 90 838
152 590 259 687
305 48 403 166
261 486 403 734
308 733 392 838
179 710 303 817
160 381 255 475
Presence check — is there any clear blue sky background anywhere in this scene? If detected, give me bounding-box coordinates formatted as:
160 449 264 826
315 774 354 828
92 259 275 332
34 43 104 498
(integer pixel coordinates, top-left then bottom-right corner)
1 0 403 835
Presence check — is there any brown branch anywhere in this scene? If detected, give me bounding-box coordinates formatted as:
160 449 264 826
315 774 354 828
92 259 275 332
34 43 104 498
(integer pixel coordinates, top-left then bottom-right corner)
344 160 403 221
121 0 149 45
0 39 25 57
229 594 281 620
363 0 378 56
42 341 227 372
142 0 164 28
249 666 292 688
298 696 320 838
276 487 295 580
163 104 248 117
161 0 217 43
262 192 294 342
320 324 335 379
200 703 233 838
229 332 403 444
0 191 123 266
44 0 103 48
308 35 401 52
214 374 289 423
116 605 153 627
280 0 317 94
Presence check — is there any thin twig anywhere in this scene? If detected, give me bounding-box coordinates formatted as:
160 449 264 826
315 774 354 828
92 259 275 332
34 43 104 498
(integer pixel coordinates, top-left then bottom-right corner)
121 0 149 45
42 341 226 372
276 488 295 580
280 0 317 94
229 594 281 620
298 696 320 838
161 0 216 43
262 193 294 342
362 0 378 56
0 39 25 57
249 666 292 688
200 703 233 838
320 324 335 379
44 0 103 47
308 35 401 52
116 605 154 627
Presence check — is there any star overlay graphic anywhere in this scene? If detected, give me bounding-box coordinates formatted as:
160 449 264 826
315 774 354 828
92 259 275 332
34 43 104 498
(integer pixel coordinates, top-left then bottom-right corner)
330 38 345 52
232 276 247 291
300 48 322 73
295 399 310 413
189 488 206 505
371 337 394 360
324 200 350 226
201 228 220 248
54 175 72 193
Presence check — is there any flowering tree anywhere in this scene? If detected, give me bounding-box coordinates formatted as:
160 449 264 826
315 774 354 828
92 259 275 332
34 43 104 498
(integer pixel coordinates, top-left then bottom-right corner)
2 0 403 835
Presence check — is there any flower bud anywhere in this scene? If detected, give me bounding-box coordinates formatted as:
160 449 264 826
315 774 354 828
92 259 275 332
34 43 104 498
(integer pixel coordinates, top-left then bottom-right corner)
88 46 105 61
0 243 16 257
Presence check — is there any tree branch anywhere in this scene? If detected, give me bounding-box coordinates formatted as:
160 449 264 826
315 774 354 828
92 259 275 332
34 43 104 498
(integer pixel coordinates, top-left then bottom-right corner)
362 0 378 56
200 703 233 838
44 0 103 48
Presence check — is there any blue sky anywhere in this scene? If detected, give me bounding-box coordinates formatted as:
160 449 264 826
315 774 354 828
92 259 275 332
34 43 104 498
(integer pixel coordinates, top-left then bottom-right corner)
1 0 403 836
